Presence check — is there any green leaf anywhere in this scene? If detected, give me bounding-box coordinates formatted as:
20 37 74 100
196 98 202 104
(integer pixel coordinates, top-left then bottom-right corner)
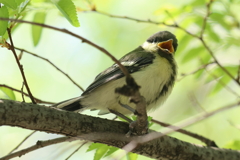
224 140 240 150
94 145 109 160
0 5 9 36
32 11 46 46
210 12 231 30
126 152 138 160
87 143 103 152
226 37 240 47
200 53 211 64
175 35 192 54
17 0 30 15
225 66 239 75
206 25 221 43
208 65 238 95
104 146 118 158
87 143 120 159
0 87 16 100
187 0 207 8
210 76 231 95
51 0 80 27
194 69 205 79
0 0 17 9
15 0 27 6
181 46 205 63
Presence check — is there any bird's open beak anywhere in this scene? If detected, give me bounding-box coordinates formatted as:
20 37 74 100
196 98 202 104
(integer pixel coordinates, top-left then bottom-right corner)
158 39 174 54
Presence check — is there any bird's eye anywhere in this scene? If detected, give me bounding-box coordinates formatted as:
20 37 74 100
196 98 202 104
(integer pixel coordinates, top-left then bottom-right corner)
158 39 174 54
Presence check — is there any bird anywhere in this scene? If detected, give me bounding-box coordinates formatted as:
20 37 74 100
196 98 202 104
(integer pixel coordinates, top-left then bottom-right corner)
54 31 178 115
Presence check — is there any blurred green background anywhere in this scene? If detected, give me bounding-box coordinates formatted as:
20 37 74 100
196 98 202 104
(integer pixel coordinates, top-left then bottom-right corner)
0 0 240 159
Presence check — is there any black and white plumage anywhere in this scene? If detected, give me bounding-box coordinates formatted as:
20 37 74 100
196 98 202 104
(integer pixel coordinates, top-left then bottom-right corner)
55 31 178 115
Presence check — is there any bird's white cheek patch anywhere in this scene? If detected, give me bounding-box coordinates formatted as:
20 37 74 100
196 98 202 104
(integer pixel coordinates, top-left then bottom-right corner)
141 41 158 52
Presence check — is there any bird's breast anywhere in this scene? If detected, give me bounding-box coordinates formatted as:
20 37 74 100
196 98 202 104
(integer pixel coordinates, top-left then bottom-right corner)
131 55 177 111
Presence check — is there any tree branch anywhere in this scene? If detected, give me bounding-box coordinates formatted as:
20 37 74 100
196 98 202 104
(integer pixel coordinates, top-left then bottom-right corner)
0 99 240 160
14 47 84 91
6 29 36 104
7 131 36 155
0 136 74 160
151 119 218 147
0 84 54 104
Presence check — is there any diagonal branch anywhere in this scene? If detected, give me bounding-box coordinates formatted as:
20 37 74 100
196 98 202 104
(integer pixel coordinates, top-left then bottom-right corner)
8 131 36 155
0 136 74 160
6 28 36 104
200 0 213 38
14 47 84 91
177 61 215 81
94 10 199 38
65 141 88 160
151 119 217 147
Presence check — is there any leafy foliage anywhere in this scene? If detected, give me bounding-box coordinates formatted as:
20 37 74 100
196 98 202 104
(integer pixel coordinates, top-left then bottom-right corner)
32 11 46 46
87 143 117 160
0 5 8 36
87 143 138 160
50 0 80 27
224 140 240 150
0 0 80 44
0 87 16 100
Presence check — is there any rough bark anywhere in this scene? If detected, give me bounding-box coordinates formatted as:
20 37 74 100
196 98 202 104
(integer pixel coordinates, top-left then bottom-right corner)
0 99 240 160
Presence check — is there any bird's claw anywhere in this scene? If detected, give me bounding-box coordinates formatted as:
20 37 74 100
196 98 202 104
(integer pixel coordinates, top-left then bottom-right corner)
126 120 149 137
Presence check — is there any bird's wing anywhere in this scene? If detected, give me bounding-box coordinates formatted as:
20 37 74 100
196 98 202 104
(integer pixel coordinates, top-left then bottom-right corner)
82 46 156 95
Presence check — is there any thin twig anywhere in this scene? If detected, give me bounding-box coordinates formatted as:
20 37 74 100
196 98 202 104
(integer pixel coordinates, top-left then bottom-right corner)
14 47 84 91
8 131 36 154
198 0 239 85
199 39 238 85
94 10 199 38
151 119 217 147
228 120 240 130
65 141 88 160
18 49 23 60
178 61 215 81
6 28 36 104
188 92 207 113
96 11 174 26
21 82 25 102
237 61 240 83
0 18 131 79
205 68 240 97
0 137 75 160
200 0 213 38
0 84 54 104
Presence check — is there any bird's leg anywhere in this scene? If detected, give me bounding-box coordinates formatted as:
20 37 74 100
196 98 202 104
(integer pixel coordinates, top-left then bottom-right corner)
127 119 149 137
108 108 148 137
118 101 137 114
118 101 149 135
115 76 149 135
108 108 132 123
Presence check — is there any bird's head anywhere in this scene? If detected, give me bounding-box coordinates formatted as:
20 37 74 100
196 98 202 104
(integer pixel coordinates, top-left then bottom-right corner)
141 31 178 55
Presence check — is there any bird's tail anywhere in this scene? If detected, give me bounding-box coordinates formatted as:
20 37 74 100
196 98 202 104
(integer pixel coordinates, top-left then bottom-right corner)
53 97 83 112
